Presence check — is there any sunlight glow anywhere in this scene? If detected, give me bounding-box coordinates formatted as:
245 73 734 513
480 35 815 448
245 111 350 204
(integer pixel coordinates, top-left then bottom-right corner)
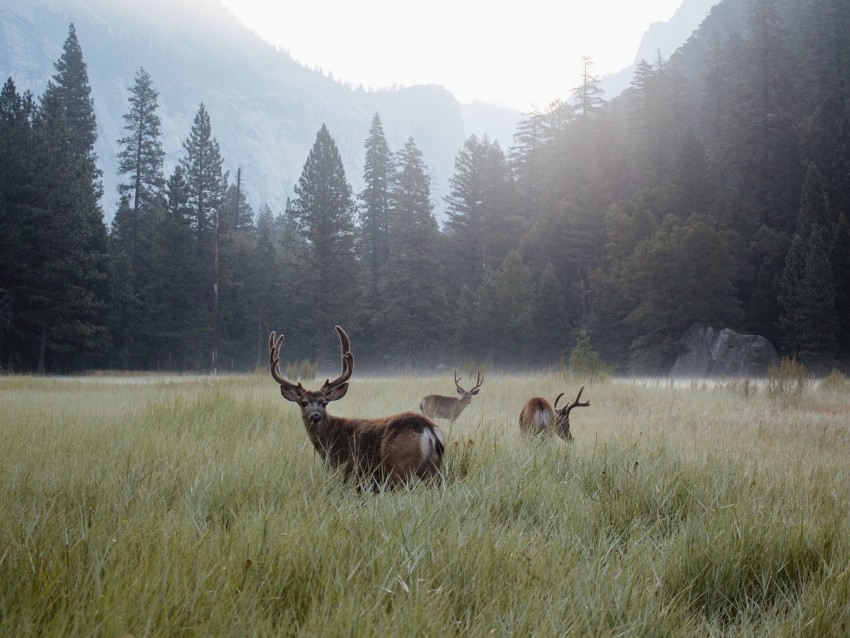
219 0 687 111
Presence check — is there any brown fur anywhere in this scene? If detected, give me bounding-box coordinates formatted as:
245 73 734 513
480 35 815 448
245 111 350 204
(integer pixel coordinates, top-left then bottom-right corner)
518 387 591 442
420 369 483 423
270 327 444 490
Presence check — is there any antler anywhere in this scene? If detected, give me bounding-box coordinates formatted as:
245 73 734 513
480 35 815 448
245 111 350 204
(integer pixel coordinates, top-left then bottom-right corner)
455 369 484 393
454 370 464 392
268 331 305 394
319 325 354 393
565 386 591 414
470 369 484 392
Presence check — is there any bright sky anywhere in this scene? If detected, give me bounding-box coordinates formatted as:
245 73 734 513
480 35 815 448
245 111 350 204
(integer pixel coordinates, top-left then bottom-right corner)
220 0 685 111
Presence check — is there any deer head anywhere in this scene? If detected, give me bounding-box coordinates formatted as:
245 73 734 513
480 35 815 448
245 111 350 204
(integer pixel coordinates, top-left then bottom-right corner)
552 386 591 441
269 325 353 425
454 369 484 406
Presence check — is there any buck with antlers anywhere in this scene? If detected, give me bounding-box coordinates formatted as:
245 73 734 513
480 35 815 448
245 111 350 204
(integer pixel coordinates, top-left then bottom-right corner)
419 370 484 423
269 326 445 489
519 386 591 441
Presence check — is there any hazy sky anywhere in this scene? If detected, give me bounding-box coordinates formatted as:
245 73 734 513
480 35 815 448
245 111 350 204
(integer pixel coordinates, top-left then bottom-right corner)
220 0 685 112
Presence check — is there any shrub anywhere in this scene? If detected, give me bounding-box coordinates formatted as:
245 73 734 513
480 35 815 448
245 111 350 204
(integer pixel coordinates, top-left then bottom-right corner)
819 368 847 393
766 357 810 406
563 331 614 382
285 358 318 382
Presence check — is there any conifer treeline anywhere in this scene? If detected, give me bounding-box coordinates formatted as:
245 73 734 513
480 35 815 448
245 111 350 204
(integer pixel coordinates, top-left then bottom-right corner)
2 0 849 374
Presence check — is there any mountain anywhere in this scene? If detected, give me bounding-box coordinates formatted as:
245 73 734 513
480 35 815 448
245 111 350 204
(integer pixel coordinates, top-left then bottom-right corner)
601 0 720 98
0 0 468 220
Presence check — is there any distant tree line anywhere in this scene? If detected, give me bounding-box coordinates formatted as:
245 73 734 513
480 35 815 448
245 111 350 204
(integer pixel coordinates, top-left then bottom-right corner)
2 0 850 374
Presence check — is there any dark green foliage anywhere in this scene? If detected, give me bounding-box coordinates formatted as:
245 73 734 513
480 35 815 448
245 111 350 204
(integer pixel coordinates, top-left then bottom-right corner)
5 1 850 372
110 68 165 368
377 138 447 367
358 113 392 288
287 124 362 365
779 164 839 365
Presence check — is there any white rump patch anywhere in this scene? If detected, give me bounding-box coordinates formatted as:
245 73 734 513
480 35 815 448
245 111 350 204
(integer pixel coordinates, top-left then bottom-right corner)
420 428 441 461
535 411 551 429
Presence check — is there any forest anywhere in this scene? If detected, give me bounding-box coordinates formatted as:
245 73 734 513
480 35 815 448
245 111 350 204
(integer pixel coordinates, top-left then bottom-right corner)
1 0 849 375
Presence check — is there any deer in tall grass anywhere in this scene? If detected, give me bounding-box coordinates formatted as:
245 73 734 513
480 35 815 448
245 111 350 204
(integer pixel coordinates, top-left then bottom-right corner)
519 386 590 441
269 326 444 489
420 370 484 423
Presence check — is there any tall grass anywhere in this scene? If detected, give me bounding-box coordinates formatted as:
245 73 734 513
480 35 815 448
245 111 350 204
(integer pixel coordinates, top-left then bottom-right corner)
1 372 849 636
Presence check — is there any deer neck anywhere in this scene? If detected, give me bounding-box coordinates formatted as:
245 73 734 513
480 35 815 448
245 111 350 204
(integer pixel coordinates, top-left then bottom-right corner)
302 413 346 460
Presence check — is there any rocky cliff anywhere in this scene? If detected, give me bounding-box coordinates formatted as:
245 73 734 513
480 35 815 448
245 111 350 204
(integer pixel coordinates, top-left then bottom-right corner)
0 0 470 220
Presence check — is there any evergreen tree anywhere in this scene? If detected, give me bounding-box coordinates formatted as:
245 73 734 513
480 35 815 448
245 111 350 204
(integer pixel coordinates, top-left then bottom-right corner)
22 26 111 371
225 167 254 233
443 135 518 301
571 56 606 121
491 250 535 362
179 103 228 370
50 23 98 162
778 164 838 362
620 215 742 372
532 262 569 363
117 68 164 213
145 166 201 369
832 212 850 356
509 107 545 219
379 137 447 367
23 88 110 371
0 78 36 368
111 67 166 367
287 124 362 363
358 112 392 287
180 104 228 241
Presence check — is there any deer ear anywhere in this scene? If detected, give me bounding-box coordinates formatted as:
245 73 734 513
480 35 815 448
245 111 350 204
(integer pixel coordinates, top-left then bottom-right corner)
471 388 480 395
280 385 302 402
456 387 464 395
325 383 348 402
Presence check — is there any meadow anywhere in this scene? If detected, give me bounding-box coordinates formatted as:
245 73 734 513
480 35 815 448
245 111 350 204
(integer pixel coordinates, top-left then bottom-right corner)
1 370 849 636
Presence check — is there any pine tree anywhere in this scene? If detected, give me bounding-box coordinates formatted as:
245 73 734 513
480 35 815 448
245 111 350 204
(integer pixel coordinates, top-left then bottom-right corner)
532 262 569 363
358 112 392 287
117 68 164 214
443 135 518 301
571 56 606 121
50 24 98 162
23 25 111 371
111 67 166 367
179 103 228 371
180 104 228 242
378 137 447 367
145 166 201 369
508 107 545 219
778 164 838 362
0 78 36 367
832 212 850 356
24 88 110 371
287 124 362 362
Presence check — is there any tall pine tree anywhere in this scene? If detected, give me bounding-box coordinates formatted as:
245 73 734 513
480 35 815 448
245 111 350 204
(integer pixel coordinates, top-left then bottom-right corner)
287 124 362 363
379 137 447 367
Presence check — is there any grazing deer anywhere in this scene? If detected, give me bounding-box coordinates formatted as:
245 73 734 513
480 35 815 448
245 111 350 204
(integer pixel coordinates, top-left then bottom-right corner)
519 386 591 441
269 326 444 489
420 370 484 423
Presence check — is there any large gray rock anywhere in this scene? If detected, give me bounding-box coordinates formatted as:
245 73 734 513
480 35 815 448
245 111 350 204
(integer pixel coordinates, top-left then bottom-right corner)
671 324 780 377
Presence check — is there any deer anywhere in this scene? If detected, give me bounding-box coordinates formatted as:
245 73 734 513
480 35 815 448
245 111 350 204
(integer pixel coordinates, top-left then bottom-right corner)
269 325 444 489
419 369 484 423
519 386 591 441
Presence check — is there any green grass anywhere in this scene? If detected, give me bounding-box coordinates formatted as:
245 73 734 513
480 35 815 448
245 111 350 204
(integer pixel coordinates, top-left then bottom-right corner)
1 372 849 636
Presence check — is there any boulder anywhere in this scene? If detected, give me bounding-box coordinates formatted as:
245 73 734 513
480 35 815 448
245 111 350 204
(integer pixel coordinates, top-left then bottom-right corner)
670 324 780 377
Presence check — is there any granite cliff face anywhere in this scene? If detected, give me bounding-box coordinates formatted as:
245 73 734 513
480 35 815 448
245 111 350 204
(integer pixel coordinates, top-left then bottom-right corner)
0 0 468 220
671 324 780 377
